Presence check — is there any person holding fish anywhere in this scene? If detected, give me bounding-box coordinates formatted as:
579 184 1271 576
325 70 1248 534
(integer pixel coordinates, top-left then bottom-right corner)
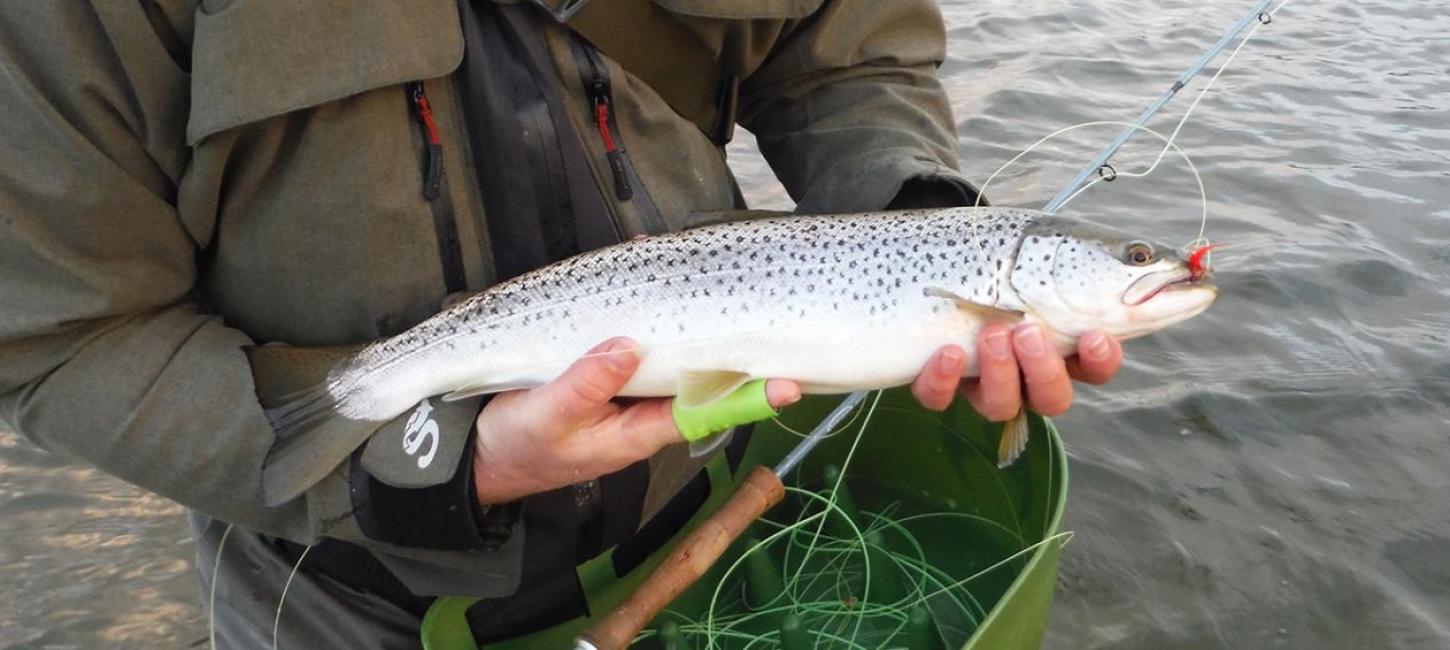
0 0 1140 645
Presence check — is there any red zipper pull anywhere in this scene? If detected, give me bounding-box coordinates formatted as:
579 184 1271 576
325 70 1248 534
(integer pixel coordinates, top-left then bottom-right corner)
592 97 633 201
416 93 440 145
410 82 443 200
595 100 616 152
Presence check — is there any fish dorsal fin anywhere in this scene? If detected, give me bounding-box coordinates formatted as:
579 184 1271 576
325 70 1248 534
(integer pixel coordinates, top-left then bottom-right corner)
676 369 753 409
442 380 542 402
924 287 1024 324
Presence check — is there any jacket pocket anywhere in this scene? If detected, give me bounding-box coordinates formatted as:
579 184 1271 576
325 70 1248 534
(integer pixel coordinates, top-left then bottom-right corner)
187 0 464 144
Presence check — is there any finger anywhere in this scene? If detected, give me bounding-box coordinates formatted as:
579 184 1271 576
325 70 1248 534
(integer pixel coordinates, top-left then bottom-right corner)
530 337 640 425
961 324 1021 421
764 379 802 409
1065 330 1122 385
1014 323 1073 417
911 346 966 412
600 397 681 460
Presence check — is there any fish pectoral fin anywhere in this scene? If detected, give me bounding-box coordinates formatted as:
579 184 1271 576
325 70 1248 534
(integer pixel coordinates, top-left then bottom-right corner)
442 380 541 401
997 409 1030 468
687 428 735 458
924 287 1024 324
676 369 754 409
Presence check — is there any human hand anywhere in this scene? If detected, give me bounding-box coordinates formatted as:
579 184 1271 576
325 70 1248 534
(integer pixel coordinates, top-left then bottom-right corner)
472 337 800 505
908 324 1123 418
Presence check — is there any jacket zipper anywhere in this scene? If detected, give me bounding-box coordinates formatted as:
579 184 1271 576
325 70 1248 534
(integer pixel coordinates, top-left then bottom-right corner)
407 81 466 294
409 82 444 201
580 49 633 201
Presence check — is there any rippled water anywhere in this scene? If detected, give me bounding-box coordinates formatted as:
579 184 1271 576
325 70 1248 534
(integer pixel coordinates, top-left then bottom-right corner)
3 1 1448 648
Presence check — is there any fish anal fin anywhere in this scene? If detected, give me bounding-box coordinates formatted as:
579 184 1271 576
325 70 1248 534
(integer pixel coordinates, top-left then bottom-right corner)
676 369 753 409
442 380 541 401
924 287 1024 324
997 409 1030 468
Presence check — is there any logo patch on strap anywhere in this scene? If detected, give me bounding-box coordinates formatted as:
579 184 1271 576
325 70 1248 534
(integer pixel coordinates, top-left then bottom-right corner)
402 399 440 469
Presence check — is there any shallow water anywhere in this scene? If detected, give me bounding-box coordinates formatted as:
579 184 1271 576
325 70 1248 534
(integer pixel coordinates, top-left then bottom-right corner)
3 1 1448 648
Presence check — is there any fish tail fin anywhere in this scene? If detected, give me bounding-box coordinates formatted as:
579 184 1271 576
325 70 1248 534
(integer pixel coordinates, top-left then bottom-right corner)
997 409 1030 468
245 344 385 507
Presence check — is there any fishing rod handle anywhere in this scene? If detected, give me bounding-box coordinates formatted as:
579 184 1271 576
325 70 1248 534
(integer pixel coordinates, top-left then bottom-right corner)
576 465 786 650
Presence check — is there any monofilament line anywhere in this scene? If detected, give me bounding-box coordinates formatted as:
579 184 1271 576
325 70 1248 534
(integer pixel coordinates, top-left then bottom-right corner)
273 543 313 650
208 522 234 650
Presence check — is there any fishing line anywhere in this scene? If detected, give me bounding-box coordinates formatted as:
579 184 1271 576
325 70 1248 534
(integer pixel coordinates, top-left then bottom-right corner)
972 0 1290 263
767 395 869 443
273 543 313 650
988 120 1208 236
646 391 1066 649
208 522 234 650
706 391 884 648
1058 0 1288 265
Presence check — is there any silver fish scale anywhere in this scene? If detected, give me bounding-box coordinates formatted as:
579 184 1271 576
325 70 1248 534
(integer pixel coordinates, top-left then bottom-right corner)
348 208 1040 386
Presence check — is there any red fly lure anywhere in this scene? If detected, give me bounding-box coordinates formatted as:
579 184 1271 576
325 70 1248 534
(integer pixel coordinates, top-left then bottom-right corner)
1188 243 1216 281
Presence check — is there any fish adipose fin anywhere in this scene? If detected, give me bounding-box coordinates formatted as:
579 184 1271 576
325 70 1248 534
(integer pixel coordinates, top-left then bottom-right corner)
245 344 386 507
924 287 1024 324
676 369 753 409
997 409 1030 468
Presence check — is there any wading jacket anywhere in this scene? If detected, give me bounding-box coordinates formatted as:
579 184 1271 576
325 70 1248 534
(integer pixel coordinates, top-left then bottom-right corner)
0 0 974 602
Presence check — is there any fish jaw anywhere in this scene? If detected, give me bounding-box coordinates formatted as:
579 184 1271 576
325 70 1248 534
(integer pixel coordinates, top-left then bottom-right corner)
1122 282 1218 336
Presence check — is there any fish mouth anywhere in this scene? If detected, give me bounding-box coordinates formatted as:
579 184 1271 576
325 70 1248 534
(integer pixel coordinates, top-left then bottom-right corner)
1122 268 1214 307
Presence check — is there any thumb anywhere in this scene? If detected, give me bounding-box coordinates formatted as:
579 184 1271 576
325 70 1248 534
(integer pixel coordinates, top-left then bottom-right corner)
530 337 641 424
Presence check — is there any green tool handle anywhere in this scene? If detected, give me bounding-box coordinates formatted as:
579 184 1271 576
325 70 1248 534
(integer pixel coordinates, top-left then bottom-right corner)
575 465 786 650
671 379 777 442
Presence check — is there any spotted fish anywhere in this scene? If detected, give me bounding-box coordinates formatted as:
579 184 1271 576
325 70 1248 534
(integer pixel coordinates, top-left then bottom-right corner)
252 207 1217 506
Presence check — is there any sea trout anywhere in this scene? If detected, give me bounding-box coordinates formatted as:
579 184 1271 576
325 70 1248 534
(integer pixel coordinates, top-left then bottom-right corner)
253 207 1217 506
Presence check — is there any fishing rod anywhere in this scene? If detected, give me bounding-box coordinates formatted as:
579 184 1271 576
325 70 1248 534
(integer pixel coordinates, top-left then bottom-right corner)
1043 0 1275 214
574 4 1278 648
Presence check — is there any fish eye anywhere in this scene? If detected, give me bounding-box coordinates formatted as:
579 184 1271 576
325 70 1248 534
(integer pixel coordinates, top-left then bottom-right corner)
1125 242 1155 266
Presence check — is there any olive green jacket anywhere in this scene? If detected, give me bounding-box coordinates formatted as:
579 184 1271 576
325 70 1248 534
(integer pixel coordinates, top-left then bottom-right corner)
0 0 969 595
